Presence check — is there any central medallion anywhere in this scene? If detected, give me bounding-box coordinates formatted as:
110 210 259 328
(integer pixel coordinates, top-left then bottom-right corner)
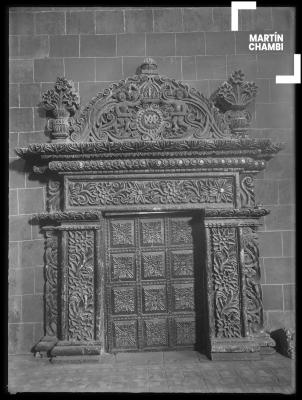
137 105 165 139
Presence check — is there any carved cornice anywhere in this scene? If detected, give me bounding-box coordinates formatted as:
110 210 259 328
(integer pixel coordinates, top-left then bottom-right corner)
47 157 266 173
204 207 269 218
32 211 101 223
15 138 284 159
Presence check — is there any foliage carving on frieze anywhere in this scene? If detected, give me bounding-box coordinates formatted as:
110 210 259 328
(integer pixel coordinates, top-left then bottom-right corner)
67 230 95 341
68 178 234 207
241 227 264 335
44 230 58 336
68 58 230 142
211 227 242 338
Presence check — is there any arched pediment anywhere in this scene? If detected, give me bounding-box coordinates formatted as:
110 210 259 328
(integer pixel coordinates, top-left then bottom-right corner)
69 59 231 142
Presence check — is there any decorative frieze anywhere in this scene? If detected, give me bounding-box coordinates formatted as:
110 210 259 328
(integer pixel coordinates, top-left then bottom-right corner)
67 178 235 207
48 157 265 173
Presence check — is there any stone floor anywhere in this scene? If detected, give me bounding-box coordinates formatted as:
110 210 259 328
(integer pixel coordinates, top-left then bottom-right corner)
8 351 295 393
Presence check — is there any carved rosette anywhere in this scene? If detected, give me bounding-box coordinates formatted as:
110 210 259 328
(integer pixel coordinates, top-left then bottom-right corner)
44 230 58 337
67 230 95 341
210 227 242 338
240 227 264 336
41 77 80 142
211 70 258 138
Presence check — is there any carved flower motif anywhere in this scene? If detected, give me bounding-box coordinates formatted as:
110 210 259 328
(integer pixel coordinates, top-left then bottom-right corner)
212 228 236 254
128 182 151 204
229 70 245 85
144 289 166 311
202 179 233 203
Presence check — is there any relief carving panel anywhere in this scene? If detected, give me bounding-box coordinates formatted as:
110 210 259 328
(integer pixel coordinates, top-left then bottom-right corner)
45 230 58 337
241 227 264 335
67 178 234 208
67 230 95 341
210 227 242 338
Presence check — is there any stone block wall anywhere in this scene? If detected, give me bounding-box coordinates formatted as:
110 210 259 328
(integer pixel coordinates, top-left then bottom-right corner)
9 6 295 354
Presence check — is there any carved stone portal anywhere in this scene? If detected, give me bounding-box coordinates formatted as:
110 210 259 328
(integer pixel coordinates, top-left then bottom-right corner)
16 58 283 360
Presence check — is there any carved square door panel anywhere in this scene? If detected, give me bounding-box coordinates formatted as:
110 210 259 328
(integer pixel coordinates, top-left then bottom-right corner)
105 212 202 352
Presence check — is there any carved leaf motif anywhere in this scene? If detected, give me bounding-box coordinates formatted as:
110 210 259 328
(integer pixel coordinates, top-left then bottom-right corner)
45 231 58 336
241 227 264 334
67 230 94 341
240 175 255 208
211 227 242 338
48 180 61 212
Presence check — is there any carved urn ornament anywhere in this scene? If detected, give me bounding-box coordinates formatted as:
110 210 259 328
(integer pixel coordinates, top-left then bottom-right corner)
16 58 283 361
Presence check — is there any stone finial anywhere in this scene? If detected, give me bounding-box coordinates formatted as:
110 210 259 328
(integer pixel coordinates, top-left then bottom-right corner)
138 58 158 75
41 77 80 142
210 70 258 138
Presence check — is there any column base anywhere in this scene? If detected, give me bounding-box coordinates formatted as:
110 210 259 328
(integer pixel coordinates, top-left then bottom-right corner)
32 335 58 358
208 337 261 361
253 331 276 355
49 340 102 359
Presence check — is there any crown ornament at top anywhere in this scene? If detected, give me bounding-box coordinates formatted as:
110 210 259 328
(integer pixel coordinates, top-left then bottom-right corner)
41 77 80 142
138 58 158 75
211 70 258 138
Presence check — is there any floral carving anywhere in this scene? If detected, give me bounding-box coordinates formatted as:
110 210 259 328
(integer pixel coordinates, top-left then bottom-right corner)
240 175 255 208
171 220 192 244
113 288 136 313
41 77 80 142
145 320 168 346
112 254 135 280
174 287 194 310
176 320 195 345
114 322 137 348
67 230 95 341
211 70 258 137
111 222 134 246
211 227 242 338
69 58 230 142
42 77 80 117
172 251 193 277
47 180 62 212
143 287 166 312
142 253 165 278
141 221 163 245
68 178 234 207
44 231 58 336
241 227 264 335
211 70 258 110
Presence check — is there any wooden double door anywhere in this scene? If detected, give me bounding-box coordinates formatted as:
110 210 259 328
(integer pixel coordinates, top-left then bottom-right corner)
104 212 204 352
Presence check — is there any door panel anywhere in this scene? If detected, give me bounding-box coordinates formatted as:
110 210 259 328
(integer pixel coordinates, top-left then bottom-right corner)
105 212 200 352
